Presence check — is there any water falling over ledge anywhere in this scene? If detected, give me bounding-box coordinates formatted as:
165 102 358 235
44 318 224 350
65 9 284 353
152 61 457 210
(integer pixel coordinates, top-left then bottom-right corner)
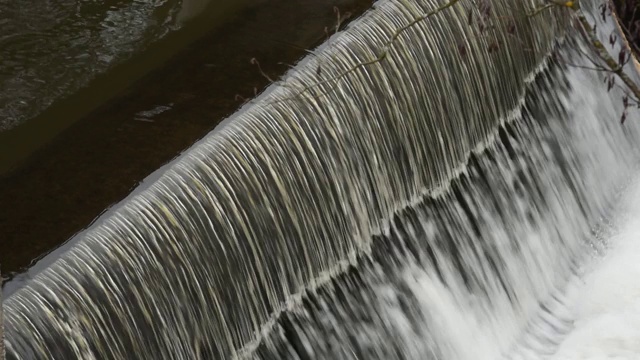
3 0 640 358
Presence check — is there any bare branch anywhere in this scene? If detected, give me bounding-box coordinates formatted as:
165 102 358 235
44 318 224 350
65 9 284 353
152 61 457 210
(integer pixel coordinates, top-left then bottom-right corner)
575 9 640 110
265 0 463 105
250 58 275 83
250 0 640 125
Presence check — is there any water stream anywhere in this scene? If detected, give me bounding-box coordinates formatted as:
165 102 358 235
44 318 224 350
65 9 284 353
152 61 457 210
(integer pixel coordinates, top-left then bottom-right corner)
3 0 640 358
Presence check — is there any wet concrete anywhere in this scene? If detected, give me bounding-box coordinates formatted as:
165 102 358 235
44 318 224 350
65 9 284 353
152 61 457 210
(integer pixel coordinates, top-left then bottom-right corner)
0 0 373 279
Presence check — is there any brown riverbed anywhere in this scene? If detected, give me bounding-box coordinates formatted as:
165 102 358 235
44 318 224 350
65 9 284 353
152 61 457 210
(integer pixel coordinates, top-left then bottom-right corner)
0 0 372 279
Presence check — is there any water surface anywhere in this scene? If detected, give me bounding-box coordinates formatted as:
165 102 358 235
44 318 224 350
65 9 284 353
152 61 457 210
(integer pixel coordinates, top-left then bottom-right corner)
0 0 372 279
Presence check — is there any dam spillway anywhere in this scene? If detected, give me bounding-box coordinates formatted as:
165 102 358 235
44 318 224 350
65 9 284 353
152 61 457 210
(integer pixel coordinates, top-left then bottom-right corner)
3 0 640 359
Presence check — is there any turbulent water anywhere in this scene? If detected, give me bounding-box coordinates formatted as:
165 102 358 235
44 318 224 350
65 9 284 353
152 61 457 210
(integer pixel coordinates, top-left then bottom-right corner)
3 0 640 359
548 178 640 360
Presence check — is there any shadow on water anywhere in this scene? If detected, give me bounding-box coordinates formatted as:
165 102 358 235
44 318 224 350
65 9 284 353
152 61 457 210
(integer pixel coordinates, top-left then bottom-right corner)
0 0 373 283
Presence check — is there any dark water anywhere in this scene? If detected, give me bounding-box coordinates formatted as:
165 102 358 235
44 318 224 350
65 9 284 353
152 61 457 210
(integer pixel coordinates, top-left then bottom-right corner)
0 0 372 278
0 0 255 173
0 0 252 134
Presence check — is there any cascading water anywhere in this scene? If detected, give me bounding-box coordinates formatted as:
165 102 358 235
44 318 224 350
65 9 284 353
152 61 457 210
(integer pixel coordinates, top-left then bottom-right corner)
250 62 640 359
3 0 640 359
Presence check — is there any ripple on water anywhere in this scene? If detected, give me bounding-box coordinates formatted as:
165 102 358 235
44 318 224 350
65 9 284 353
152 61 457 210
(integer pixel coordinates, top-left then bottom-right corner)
0 0 181 131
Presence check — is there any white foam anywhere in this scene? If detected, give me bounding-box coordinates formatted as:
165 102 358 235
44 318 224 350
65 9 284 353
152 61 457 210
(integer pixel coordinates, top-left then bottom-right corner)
550 179 640 360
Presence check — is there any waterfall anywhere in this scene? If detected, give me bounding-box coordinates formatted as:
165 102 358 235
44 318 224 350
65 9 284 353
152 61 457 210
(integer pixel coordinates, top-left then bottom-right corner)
3 0 639 359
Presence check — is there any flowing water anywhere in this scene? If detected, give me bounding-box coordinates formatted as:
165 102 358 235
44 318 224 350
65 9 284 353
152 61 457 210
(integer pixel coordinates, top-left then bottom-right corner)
0 0 371 281
3 0 640 358
547 178 640 360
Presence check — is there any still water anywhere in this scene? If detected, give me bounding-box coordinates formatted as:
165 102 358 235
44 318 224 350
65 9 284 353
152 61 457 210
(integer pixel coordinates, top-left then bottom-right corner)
0 0 257 174
0 0 247 131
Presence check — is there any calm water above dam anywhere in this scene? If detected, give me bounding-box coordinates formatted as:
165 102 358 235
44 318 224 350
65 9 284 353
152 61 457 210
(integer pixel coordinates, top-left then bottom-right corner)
0 0 248 132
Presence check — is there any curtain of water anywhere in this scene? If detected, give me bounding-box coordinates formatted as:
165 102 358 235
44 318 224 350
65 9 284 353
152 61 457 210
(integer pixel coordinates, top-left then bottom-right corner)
252 56 640 359
3 0 637 358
